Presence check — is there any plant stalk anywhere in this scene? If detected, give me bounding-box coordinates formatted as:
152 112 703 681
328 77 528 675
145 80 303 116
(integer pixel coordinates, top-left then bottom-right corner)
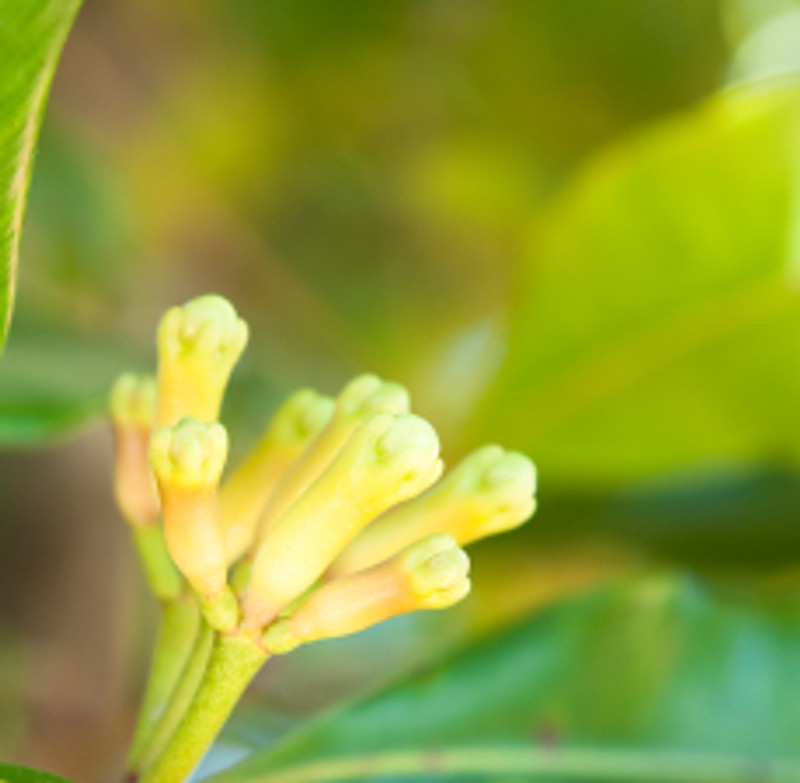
135 619 214 774
126 596 200 769
140 633 267 783
133 524 184 602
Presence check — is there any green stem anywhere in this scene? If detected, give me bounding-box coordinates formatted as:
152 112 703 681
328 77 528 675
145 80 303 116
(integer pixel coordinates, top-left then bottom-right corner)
133 525 184 602
126 597 200 770
136 620 215 774
140 633 267 783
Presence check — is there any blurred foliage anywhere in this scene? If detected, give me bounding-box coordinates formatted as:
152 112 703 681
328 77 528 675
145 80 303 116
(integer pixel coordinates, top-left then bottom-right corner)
6 0 735 435
0 323 141 444
3 0 800 780
215 575 800 781
0 0 81 348
479 86 800 483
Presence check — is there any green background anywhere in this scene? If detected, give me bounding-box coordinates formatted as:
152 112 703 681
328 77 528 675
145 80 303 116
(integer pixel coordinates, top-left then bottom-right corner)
1 1 800 781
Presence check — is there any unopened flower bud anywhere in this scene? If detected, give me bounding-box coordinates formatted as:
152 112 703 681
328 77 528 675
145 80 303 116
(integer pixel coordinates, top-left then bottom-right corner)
219 388 335 563
399 533 472 607
249 374 410 552
149 418 230 599
111 373 158 429
110 373 159 527
331 445 536 576
243 411 443 630
156 295 248 427
263 534 470 654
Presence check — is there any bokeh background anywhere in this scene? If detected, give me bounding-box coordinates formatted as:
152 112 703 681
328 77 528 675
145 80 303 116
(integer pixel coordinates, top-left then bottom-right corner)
2 0 800 780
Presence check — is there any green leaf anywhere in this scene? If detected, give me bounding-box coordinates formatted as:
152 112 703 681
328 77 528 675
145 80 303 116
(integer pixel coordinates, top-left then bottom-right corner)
0 763 72 783
476 85 800 484
0 0 82 349
0 322 144 445
526 467 800 576
214 576 800 782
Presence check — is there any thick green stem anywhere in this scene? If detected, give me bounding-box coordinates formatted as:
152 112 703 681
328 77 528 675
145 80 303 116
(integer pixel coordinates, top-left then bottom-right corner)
126 597 200 769
136 620 214 774
140 633 267 783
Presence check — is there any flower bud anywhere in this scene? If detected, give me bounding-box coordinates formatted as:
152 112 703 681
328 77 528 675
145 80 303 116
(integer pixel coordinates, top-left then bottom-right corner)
110 373 159 527
263 534 470 654
219 388 335 563
111 372 158 429
149 417 230 599
156 295 248 427
249 374 410 552
242 411 443 630
331 445 536 577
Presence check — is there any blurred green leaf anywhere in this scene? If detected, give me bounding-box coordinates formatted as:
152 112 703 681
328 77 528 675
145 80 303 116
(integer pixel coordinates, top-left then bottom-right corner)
0 0 82 349
0 764 72 783
0 322 143 445
214 576 800 782
22 127 134 313
478 85 800 484
526 467 800 576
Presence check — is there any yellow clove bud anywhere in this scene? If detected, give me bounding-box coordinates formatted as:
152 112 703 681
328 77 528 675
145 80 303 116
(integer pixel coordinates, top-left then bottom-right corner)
110 373 159 527
330 445 536 577
263 534 470 654
156 295 248 427
248 374 410 552
242 411 443 630
219 388 335 564
149 417 230 600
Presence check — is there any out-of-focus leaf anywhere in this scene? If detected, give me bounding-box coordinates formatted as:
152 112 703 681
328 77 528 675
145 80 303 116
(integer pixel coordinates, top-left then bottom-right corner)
0 323 143 444
214 576 800 782
22 128 134 317
477 86 800 483
730 8 800 85
0 0 82 349
524 466 800 577
0 764 72 783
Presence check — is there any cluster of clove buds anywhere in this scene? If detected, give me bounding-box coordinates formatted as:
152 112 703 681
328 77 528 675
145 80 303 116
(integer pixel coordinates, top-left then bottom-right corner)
109 294 536 782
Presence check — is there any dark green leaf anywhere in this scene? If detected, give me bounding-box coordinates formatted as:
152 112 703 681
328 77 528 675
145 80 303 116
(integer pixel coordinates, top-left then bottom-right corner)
526 466 800 575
